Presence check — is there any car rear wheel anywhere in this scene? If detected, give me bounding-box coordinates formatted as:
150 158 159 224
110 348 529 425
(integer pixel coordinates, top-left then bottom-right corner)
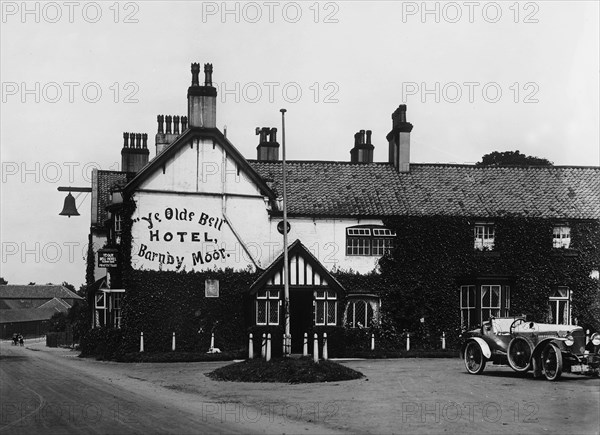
541 343 562 381
507 337 532 372
464 341 486 375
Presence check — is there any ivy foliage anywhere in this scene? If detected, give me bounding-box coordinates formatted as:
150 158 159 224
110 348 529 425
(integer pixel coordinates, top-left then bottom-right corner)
119 268 259 354
379 216 600 344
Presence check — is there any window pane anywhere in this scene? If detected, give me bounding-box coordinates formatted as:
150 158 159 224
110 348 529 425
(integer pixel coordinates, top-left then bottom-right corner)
327 301 337 325
366 303 374 327
354 301 366 327
491 286 500 308
316 301 325 325
257 301 266 324
269 300 279 324
482 286 490 307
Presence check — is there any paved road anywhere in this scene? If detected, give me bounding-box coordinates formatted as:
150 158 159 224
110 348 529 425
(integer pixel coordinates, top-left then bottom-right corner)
0 341 338 434
1 340 599 434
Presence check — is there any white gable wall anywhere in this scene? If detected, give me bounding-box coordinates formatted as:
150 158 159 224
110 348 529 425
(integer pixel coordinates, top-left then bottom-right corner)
131 137 273 272
142 138 259 196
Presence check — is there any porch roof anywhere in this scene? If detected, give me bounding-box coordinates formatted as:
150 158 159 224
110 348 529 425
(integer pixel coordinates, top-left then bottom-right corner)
248 239 346 296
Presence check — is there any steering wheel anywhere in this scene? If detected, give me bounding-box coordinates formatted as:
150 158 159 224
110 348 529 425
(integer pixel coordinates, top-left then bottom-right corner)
510 318 527 337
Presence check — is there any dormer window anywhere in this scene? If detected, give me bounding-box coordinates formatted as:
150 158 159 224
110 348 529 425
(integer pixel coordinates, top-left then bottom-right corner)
553 226 571 249
346 226 396 256
474 223 495 251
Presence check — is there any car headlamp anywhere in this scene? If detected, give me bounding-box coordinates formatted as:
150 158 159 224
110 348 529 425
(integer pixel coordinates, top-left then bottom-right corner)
592 332 600 346
565 335 574 347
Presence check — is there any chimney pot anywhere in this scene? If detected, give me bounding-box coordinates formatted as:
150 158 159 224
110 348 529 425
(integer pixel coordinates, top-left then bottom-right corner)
157 115 164 134
181 116 188 130
123 132 129 147
165 115 172 134
204 63 213 86
173 115 180 134
191 63 200 86
354 132 360 146
135 133 142 148
269 128 277 143
142 133 148 148
366 130 372 145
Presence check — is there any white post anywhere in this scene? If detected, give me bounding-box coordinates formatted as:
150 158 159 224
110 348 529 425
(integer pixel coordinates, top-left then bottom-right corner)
313 333 319 363
261 333 266 358
266 333 272 362
172 332 176 351
210 332 215 350
586 329 590 344
303 332 308 356
441 332 446 350
248 333 254 359
406 333 410 351
322 333 328 360
371 333 375 351
140 331 144 353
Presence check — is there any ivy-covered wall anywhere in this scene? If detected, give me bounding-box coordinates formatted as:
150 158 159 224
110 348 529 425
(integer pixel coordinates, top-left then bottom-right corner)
378 216 600 346
120 268 259 353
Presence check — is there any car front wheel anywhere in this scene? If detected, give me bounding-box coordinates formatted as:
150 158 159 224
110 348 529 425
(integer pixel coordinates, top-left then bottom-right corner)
541 343 563 381
464 341 487 375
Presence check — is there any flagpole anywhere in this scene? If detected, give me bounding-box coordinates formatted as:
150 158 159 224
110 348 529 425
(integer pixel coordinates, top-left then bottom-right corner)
280 108 291 357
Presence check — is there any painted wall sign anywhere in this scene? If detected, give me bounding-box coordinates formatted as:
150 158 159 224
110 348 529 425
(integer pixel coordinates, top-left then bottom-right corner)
133 205 234 271
98 249 119 268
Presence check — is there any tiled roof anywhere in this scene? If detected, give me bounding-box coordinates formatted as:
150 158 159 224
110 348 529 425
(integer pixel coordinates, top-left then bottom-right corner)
249 161 600 219
0 285 82 300
96 171 129 226
0 305 68 324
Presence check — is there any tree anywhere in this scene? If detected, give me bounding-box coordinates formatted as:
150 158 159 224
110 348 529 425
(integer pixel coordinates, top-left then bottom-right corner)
28 282 36 285
61 281 76 293
0 277 7 285
476 150 553 167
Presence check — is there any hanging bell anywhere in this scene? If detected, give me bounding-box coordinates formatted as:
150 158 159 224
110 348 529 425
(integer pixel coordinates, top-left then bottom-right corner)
59 192 80 217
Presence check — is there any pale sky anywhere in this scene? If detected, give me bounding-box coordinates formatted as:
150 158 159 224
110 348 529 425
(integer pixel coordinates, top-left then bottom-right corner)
1 1 599 287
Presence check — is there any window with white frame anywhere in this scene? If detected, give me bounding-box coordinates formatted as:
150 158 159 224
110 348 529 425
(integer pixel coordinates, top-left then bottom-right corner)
112 292 123 328
459 284 510 329
346 226 396 256
345 300 374 328
548 287 571 325
315 289 337 325
256 289 280 325
460 285 476 330
474 223 495 250
94 290 124 328
552 226 571 249
481 285 502 320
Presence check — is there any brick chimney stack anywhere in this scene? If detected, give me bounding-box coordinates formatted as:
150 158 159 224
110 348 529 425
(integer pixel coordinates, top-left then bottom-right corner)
255 127 280 161
155 114 186 156
121 132 149 173
187 62 217 128
350 129 374 163
386 105 413 172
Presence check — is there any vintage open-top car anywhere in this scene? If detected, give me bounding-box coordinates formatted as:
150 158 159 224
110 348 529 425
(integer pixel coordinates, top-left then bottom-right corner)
460 316 600 381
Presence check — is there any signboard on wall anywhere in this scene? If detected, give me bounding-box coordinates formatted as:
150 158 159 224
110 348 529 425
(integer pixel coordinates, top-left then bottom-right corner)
205 279 219 297
98 249 119 268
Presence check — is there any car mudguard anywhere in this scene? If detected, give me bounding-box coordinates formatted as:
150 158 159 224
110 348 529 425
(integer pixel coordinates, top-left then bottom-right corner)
461 337 491 359
531 338 566 362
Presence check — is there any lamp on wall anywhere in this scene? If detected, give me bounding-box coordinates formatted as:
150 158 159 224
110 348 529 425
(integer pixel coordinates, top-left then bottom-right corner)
57 186 92 217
